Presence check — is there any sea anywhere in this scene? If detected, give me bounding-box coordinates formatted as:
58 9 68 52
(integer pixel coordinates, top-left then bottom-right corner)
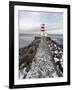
19 34 63 48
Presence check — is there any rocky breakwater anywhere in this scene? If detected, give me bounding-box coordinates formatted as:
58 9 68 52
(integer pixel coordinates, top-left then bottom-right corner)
19 36 63 79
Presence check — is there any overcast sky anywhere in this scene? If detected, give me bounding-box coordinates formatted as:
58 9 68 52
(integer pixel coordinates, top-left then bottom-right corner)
19 10 63 34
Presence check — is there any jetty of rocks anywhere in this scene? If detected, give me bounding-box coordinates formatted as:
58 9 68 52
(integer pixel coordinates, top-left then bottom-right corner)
19 36 63 79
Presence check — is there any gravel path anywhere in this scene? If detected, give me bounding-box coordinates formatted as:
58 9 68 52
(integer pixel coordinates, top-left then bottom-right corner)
26 37 58 78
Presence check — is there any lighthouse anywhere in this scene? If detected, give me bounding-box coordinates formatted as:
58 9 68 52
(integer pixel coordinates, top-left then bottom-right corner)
41 24 45 32
40 24 48 37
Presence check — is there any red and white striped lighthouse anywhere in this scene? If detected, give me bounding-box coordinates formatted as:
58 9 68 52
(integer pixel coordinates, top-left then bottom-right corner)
38 24 48 37
40 24 45 32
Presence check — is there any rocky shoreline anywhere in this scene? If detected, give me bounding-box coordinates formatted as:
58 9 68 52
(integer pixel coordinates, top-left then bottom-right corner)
19 37 63 79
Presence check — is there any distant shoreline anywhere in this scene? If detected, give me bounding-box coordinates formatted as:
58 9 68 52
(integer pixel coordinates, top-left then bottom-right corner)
19 34 63 48
19 33 63 36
